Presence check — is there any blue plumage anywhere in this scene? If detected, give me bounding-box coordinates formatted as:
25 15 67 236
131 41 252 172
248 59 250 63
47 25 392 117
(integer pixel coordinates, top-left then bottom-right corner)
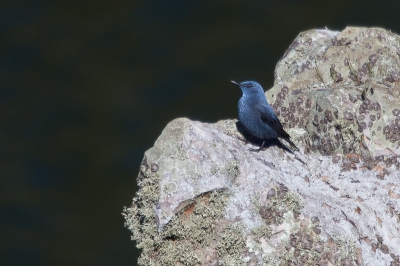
232 80 299 152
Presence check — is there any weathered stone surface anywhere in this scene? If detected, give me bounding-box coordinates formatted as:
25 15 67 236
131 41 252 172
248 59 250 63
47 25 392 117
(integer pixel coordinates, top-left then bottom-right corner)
124 27 400 265
268 26 400 157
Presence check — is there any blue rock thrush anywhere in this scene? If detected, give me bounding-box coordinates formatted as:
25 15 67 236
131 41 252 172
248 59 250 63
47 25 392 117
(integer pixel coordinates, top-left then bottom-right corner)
231 80 299 152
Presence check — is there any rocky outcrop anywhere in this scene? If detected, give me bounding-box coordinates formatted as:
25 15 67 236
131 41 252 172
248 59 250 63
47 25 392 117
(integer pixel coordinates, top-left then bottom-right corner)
124 27 400 266
269 27 400 158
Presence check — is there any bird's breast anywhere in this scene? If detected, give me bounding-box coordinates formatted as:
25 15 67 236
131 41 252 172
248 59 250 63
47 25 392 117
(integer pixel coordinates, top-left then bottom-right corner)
238 98 277 139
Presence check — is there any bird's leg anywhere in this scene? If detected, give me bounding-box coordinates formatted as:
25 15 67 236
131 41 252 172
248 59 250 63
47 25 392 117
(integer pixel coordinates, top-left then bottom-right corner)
260 141 265 150
249 141 265 152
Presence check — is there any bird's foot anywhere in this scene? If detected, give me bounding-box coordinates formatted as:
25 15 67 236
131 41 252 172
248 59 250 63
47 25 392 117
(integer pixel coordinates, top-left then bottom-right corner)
249 141 265 152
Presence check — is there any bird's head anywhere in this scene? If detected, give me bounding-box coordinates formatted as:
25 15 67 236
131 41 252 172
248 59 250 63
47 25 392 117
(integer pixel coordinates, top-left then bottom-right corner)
231 80 265 98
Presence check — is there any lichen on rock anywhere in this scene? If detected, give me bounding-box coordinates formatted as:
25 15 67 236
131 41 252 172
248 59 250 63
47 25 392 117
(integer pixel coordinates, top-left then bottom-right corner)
124 27 400 265
268 27 400 158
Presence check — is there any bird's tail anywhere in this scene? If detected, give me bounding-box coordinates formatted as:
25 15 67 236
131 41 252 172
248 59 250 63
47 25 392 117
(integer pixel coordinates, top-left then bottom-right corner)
280 138 300 152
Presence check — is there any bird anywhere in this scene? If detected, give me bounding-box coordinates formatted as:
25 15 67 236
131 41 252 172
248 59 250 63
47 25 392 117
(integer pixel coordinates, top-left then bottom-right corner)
231 80 299 152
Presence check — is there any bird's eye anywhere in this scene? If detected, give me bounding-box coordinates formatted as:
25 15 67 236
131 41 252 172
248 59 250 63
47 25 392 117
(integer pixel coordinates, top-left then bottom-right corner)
246 83 252 88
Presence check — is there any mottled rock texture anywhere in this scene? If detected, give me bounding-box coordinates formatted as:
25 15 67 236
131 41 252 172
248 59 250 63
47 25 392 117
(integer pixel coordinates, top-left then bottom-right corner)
269 26 400 158
124 27 400 266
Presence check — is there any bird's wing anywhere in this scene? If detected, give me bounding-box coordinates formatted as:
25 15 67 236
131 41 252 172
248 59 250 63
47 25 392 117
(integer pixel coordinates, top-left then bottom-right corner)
255 104 290 139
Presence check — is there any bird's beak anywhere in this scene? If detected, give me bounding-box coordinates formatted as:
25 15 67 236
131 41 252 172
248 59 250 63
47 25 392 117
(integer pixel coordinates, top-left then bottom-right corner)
231 80 241 86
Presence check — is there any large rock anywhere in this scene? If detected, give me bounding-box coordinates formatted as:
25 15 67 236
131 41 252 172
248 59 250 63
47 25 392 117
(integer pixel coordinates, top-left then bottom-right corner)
269 27 400 157
123 27 400 266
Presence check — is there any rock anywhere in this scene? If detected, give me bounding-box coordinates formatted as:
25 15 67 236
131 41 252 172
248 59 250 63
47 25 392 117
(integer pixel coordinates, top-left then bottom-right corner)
123 27 400 266
268 26 400 158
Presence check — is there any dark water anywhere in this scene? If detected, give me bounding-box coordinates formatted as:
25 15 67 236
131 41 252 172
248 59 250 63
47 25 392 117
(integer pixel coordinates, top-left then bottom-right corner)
2 1 400 265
